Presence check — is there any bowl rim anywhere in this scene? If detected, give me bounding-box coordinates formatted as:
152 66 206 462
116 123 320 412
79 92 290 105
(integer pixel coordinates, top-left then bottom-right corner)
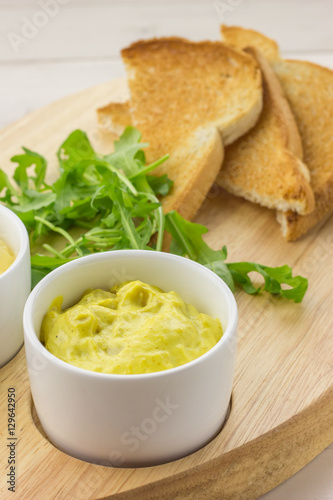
0 205 30 280
24 249 238 380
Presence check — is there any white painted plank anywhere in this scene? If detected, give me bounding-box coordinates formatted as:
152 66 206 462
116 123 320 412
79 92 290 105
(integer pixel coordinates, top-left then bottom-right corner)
215 0 333 52
1 0 333 62
0 60 124 129
282 52 333 68
0 0 219 61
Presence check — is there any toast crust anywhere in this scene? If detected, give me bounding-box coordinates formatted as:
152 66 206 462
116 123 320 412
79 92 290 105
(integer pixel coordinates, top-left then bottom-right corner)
277 172 333 241
253 50 303 162
160 128 224 220
221 25 280 62
216 47 314 215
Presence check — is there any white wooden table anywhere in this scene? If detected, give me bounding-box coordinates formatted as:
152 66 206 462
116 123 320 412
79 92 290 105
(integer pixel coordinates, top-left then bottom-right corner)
0 1 332 498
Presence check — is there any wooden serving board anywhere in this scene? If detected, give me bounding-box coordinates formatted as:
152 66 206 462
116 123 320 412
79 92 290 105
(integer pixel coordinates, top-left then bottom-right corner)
0 80 332 500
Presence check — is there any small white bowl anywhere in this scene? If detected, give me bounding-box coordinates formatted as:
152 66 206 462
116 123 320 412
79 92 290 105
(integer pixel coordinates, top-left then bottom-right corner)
0 205 31 367
24 250 237 467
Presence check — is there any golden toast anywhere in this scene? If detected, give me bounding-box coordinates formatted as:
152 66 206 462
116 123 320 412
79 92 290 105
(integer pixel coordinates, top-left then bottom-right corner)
99 37 263 221
221 25 333 240
216 46 314 215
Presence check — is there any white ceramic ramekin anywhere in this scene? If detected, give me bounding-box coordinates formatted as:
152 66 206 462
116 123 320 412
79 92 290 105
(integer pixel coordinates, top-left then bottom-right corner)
24 250 237 467
0 205 31 367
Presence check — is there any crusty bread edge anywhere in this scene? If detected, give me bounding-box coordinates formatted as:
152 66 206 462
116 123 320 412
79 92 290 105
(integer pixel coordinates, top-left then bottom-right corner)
247 48 304 162
219 156 314 214
221 25 281 62
163 129 224 220
277 172 333 240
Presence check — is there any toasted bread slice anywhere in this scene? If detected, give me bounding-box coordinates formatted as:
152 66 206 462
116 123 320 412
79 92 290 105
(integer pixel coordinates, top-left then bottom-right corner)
221 25 333 240
98 102 129 129
113 37 263 221
98 101 131 136
221 25 280 63
216 47 314 215
274 59 333 239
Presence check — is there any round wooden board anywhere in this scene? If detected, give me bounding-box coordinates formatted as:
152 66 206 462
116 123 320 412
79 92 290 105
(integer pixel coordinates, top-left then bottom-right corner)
0 80 332 500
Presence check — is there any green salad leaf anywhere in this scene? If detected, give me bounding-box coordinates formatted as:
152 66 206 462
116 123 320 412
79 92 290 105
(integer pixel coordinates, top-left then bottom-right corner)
165 212 308 303
165 211 234 291
0 126 308 302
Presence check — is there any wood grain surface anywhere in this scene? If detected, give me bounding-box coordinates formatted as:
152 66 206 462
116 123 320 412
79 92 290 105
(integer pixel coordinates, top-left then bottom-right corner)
0 79 332 500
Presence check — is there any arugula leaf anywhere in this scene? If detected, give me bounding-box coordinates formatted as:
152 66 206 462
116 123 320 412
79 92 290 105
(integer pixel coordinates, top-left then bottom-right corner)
0 126 309 303
13 191 56 213
31 255 73 268
31 267 52 289
129 154 169 180
227 263 308 303
113 126 143 155
105 126 149 178
165 211 234 291
57 130 95 169
0 170 19 199
165 211 308 302
146 174 173 197
12 148 47 191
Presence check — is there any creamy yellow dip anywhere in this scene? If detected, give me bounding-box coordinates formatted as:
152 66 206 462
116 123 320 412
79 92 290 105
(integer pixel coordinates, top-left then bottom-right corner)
0 239 15 275
41 280 223 375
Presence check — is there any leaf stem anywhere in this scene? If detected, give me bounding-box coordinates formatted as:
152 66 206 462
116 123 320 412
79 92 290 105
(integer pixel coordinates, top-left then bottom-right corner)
165 212 196 261
34 216 84 257
129 154 169 180
42 244 65 259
